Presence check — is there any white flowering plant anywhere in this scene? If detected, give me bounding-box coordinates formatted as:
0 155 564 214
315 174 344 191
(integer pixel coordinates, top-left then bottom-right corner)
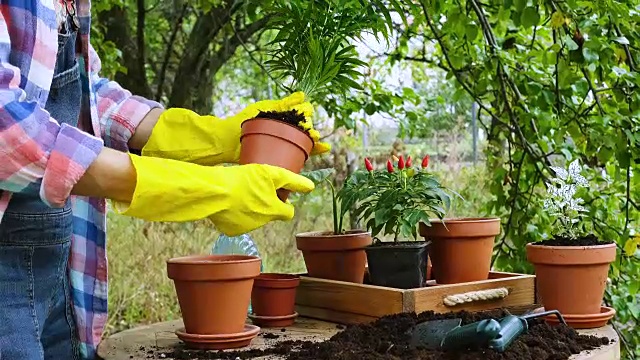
542 159 590 240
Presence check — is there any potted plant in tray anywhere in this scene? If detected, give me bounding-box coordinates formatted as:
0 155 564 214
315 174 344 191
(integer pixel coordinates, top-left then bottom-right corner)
342 155 453 289
526 160 616 328
239 0 396 201
296 169 373 283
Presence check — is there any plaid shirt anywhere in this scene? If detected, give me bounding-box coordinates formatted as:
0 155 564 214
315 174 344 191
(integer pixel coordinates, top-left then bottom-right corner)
0 1 162 358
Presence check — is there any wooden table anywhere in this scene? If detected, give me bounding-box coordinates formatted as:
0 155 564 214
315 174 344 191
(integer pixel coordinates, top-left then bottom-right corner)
97 317 620 360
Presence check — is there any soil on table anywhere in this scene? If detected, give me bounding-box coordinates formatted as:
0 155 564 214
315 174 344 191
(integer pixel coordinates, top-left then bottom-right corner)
536 234 614 247
255 110 307 132
150 309 611 360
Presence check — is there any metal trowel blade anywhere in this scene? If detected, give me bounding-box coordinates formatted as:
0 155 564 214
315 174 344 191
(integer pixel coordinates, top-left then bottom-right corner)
410 318 462 349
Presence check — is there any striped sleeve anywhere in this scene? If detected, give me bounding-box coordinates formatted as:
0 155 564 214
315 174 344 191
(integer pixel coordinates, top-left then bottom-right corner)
88 44 163 151
0 10 103 208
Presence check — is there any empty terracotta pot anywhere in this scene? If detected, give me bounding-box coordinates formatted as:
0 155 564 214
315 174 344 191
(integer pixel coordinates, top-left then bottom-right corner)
250 273 300 327
240 118 314 201
295 230 372 283
526 242 616 315
419 217 500 284
167 255 261 335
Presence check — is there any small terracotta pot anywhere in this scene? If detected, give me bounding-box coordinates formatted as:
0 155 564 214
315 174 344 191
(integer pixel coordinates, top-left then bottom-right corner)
167 255 261 335
240 118 314 201
251 273 300 317
295 230 372 283
526 243 616 315
419 217 500 284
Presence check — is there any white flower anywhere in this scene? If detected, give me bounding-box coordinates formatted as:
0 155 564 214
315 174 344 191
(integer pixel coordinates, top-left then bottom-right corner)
568 160 588 186
542 159 592 239
550 166 568 180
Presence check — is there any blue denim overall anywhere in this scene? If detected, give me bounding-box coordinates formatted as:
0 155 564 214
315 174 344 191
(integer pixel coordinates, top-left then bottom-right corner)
0 15 81 360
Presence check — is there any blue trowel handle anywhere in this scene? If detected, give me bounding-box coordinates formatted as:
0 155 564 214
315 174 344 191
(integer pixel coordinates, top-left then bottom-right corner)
487 315 529 352
441 319 501 351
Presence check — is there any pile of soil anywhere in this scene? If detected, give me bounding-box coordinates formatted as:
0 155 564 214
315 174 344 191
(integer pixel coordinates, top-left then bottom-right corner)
152 309 611 360
255 110 307 132
537 234 614 247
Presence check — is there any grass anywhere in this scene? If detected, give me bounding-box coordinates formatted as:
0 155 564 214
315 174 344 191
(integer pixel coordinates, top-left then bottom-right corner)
104 163 491 336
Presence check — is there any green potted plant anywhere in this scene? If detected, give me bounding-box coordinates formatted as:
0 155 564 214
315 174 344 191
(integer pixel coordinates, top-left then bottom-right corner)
341 155 452 289
526 159 616 327
296 169 372 283
239 1 399 200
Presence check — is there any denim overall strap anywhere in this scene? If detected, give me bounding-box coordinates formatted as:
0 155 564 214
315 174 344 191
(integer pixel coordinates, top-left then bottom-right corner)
0 13 81 360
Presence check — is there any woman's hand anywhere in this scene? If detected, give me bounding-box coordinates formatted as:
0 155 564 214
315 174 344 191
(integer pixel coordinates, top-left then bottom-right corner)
73 149 314 235
137 92 331 166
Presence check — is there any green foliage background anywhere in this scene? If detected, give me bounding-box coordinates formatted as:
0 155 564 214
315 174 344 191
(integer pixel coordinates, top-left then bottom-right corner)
91 0 639 357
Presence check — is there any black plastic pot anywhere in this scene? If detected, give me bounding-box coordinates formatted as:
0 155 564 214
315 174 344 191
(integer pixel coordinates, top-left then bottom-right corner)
364 241 430 289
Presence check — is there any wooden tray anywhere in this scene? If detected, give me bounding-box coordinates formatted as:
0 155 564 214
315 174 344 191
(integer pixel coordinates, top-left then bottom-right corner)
294 271 536 324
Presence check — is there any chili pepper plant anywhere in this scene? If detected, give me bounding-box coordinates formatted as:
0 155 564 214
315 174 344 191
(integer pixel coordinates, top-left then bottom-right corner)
339 155 454 288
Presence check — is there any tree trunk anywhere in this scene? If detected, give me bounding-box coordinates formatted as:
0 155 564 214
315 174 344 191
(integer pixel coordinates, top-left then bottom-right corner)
167 3 236 108
96 5 152 98
191 18 270 114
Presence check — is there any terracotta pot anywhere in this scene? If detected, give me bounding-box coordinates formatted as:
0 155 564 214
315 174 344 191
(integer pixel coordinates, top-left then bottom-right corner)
251 273 300 317
240 118 314 201
419 217 500 284
167 255 261 335
526 243 616 315
295 230 372 283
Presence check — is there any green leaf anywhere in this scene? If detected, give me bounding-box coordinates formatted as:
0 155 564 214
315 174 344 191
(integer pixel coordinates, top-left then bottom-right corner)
564 36 579 51
465 24 479 40
521 7 540 27
514 0 527 11
613 36 630 45
583 48 599 62
301 168 335 185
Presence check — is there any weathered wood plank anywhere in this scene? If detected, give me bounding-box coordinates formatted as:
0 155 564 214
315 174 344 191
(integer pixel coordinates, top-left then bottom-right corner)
295 276 405 317
410 274 536 314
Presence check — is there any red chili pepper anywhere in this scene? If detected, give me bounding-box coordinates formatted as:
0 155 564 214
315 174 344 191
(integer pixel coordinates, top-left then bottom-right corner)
364 158 373 172
387 159 394 173
406 156 412 168
398 155 405 170
421 155 430 169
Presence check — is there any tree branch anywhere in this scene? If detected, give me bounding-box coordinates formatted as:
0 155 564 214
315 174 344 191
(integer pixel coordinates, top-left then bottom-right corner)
156 3 188 102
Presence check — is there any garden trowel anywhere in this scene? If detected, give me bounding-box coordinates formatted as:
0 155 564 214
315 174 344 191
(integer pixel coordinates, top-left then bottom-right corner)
410 310 566 352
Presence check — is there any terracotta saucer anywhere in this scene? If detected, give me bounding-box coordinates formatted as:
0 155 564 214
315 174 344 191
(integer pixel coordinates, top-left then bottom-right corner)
532 306 616 329
175 324 260 350
248 312 298 328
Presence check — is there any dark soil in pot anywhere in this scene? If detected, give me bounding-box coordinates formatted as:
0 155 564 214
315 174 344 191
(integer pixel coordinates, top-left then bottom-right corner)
536 234 614 247
153 309 610 360
365 241 429 289
255 110 308 133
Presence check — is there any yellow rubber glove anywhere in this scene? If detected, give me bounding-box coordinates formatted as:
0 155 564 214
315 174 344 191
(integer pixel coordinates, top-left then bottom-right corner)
141 92 331 166
111 154 315 236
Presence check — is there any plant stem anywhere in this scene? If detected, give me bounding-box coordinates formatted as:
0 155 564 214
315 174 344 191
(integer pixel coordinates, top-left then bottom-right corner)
327 179 339 234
